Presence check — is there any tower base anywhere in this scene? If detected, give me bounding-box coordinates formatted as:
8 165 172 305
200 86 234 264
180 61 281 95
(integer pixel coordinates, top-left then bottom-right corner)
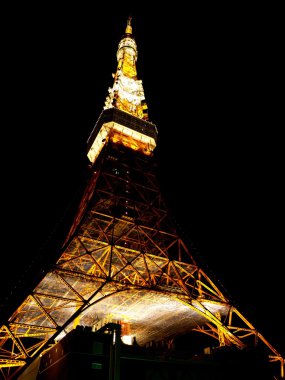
18 324 274 380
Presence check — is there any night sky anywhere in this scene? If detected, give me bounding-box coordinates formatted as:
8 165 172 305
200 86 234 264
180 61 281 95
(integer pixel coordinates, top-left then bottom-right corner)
1 5 284 358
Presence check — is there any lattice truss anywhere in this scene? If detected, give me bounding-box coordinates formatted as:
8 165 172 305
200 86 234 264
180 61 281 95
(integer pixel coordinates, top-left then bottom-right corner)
0 143 284 379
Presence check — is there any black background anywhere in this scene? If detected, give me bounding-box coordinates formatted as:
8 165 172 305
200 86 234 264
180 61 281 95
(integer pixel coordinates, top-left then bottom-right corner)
1 5 284 357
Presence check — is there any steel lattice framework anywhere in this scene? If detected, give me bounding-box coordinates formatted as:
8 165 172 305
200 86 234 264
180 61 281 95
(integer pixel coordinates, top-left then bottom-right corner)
0 17 284 380
0 141 284 379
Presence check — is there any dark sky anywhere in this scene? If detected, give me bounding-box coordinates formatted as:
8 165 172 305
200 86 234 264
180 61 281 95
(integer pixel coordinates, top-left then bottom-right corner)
1 5 284 358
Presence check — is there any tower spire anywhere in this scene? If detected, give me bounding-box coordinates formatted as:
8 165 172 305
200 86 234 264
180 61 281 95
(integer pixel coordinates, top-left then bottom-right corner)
104 17 148 120
125 15 132 35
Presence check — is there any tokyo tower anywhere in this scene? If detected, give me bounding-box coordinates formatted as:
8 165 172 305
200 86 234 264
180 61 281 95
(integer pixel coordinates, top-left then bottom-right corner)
0 17 284 380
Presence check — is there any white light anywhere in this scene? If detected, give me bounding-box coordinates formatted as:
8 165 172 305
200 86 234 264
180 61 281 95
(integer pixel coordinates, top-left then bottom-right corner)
121 335 134 345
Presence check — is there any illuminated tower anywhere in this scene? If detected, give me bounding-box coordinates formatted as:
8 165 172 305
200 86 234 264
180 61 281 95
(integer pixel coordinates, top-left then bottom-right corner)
0 17 284 380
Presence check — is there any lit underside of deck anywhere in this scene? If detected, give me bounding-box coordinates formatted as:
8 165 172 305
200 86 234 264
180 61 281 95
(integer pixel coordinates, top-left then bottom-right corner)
78 290 230 345
9 277 229 346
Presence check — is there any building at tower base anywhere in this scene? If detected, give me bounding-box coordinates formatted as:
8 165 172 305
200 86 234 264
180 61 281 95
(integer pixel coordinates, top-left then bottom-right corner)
19 323 274 380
